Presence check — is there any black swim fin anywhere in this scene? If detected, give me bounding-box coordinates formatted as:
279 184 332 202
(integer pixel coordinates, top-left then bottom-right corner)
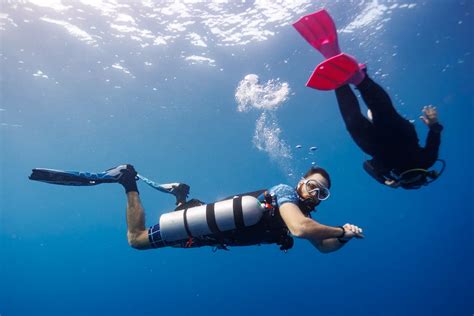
29 165 127 186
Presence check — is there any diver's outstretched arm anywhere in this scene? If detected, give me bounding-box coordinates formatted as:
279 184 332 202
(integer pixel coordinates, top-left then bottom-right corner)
420 128 442 167
310 238 346 253
311 223 364 253
279 202 362 253
419 105 443 167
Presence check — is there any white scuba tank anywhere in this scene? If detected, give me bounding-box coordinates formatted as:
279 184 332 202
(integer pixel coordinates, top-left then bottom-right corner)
159 195 264 243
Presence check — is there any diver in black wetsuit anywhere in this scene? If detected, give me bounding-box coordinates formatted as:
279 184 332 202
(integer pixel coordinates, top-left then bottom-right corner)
292 9 444 189
335 74 443 189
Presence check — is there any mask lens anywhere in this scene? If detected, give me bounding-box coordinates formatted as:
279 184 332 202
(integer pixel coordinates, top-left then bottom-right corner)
306 181 318 191
305 179 330 201
317 187 330 200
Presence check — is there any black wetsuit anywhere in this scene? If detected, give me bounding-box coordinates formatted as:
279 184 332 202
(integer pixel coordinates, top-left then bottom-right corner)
335 76 443 184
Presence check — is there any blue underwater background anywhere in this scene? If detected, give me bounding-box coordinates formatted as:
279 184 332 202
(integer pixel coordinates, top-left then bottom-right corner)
1 1 473 315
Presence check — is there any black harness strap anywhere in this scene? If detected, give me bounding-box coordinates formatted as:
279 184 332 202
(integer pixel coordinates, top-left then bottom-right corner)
233 196 245 230
206 203 220 235
183 208 192 237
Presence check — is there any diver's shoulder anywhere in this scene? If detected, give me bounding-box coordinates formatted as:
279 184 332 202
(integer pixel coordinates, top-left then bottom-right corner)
268 184 295 194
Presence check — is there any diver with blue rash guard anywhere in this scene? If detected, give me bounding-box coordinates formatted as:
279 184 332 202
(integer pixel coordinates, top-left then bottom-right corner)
118 164 364 253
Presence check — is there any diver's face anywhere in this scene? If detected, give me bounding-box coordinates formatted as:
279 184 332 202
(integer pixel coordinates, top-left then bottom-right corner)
297 173 330 201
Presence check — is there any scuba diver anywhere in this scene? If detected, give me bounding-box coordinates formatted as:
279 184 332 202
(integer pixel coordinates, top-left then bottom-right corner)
29 164 364 252
293 10 444 189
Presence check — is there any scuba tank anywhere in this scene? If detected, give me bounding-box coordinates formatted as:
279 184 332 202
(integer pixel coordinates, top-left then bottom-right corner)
159 195 265 244
158 190 295 252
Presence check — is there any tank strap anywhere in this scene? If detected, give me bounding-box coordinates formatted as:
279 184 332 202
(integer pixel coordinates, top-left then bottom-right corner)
206 203 220 235
183 208 193 238
233 196 245 230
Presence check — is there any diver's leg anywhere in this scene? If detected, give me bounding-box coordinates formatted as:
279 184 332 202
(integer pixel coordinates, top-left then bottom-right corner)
125 192 152 249
118 165 152 249
356 76 405 126
335 84 377 156
356 76 420 146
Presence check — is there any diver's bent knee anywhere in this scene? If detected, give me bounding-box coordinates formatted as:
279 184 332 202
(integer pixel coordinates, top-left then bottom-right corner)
127 231 150 250
128 240 146 250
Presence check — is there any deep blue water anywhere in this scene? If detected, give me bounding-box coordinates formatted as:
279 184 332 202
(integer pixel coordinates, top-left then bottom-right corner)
1 1 473 315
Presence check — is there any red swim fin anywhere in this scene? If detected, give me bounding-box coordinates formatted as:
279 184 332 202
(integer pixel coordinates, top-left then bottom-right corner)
306 53 360 90
293 9 341 58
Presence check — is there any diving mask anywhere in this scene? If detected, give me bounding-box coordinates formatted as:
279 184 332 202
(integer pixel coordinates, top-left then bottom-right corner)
302 178 330 201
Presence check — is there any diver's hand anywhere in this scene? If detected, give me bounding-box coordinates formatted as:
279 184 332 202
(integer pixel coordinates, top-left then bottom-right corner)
419 105 439 126
384 179 400 188
340 223 364 241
